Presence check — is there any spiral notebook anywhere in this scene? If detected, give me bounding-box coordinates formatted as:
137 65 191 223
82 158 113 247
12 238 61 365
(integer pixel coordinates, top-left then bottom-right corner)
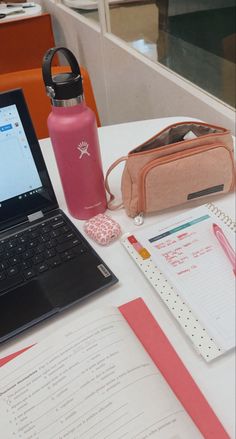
121 203 236 362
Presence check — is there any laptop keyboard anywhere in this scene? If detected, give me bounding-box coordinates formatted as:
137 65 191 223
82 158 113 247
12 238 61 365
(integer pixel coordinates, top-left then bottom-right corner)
0 215 87 295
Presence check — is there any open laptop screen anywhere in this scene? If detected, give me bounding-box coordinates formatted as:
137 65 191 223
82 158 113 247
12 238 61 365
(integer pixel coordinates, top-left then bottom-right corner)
0 103 42 201
0 89 58 230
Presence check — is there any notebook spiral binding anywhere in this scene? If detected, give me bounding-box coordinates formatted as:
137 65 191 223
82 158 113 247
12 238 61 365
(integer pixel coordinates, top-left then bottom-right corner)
207 202 236 232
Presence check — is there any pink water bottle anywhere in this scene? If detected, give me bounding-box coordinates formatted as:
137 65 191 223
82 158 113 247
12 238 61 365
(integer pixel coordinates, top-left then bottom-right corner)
42 47 107 220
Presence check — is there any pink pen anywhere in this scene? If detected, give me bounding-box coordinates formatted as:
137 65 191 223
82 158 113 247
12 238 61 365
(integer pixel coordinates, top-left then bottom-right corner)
213 223 236 276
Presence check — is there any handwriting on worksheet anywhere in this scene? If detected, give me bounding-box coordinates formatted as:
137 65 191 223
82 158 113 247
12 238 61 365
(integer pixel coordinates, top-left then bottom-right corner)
155 229 214 275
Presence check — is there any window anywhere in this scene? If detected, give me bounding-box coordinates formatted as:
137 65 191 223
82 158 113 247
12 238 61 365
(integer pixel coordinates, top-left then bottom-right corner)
104 0 236 108
62 0 236 108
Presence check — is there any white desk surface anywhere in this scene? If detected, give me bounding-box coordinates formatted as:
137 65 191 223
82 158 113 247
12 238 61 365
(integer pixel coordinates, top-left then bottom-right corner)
0 3 41 21
0 117 235 437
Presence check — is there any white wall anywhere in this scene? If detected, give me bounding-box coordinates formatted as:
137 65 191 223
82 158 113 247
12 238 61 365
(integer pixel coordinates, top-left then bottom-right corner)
41 0 235 133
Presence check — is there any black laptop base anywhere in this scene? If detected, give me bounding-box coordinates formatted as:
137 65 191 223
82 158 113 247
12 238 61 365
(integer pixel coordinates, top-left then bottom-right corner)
0 209 118 343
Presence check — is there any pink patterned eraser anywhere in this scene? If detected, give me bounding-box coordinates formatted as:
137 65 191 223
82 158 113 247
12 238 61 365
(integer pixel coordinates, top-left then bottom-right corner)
84 214 121 245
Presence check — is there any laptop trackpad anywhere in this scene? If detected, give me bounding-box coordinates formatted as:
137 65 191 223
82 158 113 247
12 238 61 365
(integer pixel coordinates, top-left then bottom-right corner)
0 281 55 343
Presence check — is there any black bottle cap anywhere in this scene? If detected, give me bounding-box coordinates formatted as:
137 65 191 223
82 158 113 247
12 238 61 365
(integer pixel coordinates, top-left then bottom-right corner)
42 47 83 100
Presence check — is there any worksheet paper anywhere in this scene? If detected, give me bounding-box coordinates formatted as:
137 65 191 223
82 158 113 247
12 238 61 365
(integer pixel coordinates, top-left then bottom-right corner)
135 206 235 351
0 308 202 439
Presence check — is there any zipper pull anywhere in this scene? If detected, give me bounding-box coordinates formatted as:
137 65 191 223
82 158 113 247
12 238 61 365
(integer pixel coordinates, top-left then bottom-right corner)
134 212 144 226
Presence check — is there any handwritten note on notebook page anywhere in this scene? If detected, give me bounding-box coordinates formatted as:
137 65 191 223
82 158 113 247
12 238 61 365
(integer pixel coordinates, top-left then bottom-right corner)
135 206 235 351
0 307 203 439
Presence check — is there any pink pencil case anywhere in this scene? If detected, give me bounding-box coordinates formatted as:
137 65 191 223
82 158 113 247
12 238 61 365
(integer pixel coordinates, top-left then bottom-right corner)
105 121 235 219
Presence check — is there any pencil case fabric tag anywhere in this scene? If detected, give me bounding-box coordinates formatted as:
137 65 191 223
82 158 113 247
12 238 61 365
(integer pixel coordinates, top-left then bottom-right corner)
105 121 235 218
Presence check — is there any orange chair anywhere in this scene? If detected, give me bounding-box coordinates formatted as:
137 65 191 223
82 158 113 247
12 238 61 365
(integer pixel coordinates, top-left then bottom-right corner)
0 13 59 74
0 66 101 139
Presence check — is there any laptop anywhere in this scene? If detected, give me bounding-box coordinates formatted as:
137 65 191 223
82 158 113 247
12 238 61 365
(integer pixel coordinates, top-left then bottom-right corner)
0 89 118 343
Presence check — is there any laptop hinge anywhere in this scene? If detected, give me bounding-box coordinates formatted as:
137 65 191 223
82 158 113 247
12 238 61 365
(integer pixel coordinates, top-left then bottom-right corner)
28 210 44 222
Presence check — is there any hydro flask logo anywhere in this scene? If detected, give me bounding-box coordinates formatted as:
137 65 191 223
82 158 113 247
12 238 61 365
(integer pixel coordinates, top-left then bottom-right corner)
77 141 90 159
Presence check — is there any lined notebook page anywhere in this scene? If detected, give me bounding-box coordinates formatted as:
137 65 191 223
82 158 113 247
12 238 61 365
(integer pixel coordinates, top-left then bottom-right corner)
136 206 235 351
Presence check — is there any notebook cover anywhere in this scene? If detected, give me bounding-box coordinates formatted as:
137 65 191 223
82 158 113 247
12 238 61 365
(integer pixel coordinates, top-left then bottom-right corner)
119 297 230 439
